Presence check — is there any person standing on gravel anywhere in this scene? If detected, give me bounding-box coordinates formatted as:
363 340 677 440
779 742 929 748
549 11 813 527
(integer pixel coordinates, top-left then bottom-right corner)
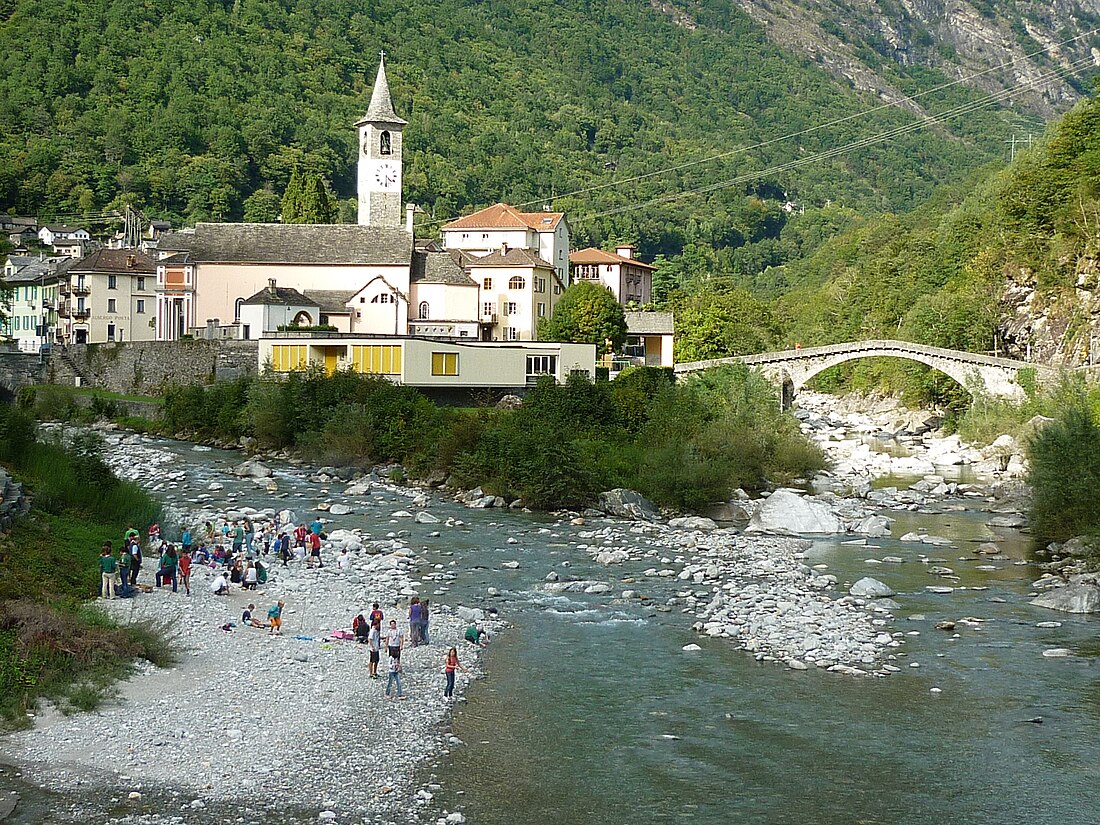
98 542 117 599
267 600 285 635
117 544 132 597
408 598 423 646
368 619 382 679
178 548 192 596
128 538 142 587
307 530 323 568
386 619 404 660
232 521 245 556
385 652 405 699
243 517 255 557
444 647 467 699
181 527 192 556
156 545 178 593
420 599 431 646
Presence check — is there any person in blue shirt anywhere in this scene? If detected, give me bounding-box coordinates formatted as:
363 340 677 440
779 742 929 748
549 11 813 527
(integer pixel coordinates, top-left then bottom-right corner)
309 519 323 536
181 528 192 554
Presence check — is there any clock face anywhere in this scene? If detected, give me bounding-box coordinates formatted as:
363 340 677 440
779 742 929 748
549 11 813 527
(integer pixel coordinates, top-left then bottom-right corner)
374 162 398 190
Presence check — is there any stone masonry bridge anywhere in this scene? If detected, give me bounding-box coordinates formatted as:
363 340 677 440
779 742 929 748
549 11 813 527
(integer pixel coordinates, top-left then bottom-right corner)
675 340 1056 408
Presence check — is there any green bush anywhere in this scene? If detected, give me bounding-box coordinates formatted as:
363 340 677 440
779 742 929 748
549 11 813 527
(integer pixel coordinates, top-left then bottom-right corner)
1028 397 1100 543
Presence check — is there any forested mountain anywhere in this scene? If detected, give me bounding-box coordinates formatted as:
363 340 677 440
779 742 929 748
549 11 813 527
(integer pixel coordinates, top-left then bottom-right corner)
1 0 1092 275
753 90 1100 404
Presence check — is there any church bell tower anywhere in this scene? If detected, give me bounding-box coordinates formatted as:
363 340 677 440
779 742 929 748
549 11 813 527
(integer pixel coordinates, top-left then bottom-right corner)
357 54 406 228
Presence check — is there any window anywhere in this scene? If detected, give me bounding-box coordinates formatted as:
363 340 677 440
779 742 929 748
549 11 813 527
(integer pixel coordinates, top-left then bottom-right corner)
137 277 146 291
136 299 146 314
418 301 430 320
360 296 365 304
234 297 244 322
431 352 458 376
107 298 117 313
537 302 546 318
481 233 488 240
508 276 525 290
371 293 392 304
271 345 309 372
553 283 562 295
534 277 545 293
351 345 402 375
380 130 391 155
506 327 519 341
504 302 518 316
482 302 494 318
606 265 613 273
108 275 117 289
482 277 493 290
526 354 557 377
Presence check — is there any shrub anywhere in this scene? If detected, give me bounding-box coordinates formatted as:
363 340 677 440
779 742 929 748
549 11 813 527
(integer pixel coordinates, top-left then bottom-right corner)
1028 399 1100 542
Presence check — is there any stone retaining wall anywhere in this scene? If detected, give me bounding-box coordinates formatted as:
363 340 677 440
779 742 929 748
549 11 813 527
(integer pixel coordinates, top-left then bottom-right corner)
46 340 260 395
0 352 46 401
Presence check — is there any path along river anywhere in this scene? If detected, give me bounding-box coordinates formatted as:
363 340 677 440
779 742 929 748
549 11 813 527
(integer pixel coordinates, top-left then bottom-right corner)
6 425 1100 825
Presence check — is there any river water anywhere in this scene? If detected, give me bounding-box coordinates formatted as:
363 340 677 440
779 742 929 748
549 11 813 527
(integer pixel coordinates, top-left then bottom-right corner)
8 434 1100 824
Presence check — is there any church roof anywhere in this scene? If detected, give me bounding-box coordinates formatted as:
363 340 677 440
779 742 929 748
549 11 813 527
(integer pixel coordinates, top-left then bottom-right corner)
411 250 477 286
242 284 314 306
303 289 358 313
441 203 565 232
358 57 407 126
159 223 413 266
464 247 554 269
570 247 655 270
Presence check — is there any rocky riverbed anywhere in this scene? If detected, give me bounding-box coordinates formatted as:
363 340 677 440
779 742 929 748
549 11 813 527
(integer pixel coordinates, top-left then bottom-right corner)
2 390 1049 823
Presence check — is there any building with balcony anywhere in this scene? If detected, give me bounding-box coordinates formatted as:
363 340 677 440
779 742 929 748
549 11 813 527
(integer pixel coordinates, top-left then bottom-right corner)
569 245 654 306
0 255 69 352
62 249 156 344
441 202 570 286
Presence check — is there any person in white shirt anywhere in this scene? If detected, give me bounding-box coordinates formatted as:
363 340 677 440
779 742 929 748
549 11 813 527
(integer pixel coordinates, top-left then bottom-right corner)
210 572 229 595
386 620 404 660
336 550 351 571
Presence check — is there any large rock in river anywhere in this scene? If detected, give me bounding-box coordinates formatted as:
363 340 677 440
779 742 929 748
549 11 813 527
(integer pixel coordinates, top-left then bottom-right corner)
1030 584 1100 613
598 489 659 522
849 577 896 598
745 489 841 535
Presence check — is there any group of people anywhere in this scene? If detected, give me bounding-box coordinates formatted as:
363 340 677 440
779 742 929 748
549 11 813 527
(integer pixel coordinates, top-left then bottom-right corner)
98 520 491 701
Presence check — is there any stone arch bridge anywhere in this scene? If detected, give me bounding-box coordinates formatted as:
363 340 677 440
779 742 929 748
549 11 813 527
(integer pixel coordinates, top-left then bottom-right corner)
675 340 1055 408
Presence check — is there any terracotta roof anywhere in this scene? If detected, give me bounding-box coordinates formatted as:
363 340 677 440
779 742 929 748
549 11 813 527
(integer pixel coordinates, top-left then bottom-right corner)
158 223 413 266
625 311 674 335
569 247 655 270
303 289 358 313
463 247 554 269
441 203 564 232
69 249 156 275
243 284 313 306
410 250 477 286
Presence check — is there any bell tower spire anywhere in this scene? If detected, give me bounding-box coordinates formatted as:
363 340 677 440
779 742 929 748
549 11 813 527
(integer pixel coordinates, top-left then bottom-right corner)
357 53 407 228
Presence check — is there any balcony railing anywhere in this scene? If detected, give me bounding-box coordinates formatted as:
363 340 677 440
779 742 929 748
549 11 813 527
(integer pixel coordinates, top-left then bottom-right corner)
480 312 498 323
71 308 91 320
71 285 91 296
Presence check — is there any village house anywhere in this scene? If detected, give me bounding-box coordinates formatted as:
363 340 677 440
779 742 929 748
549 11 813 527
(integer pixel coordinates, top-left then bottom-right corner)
37 225 90 246
569 244 654 306
61 249 156 344
441 202 571 287
0 255 69 352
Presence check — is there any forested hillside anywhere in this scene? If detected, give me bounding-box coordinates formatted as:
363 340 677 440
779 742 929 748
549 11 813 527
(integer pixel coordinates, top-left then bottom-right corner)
750 89 1100 404
0 0 1075 272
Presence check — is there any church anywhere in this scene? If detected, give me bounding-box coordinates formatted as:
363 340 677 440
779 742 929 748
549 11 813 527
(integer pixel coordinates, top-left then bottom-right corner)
154 57 569 344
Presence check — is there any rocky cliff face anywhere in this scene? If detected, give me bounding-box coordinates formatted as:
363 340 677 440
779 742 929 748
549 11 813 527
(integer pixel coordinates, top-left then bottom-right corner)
667 0 1100 119
1001 255 1100 367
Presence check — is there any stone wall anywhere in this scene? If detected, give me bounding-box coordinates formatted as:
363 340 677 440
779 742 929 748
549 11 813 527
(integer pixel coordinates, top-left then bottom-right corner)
46 340 260 395
0 352 47 401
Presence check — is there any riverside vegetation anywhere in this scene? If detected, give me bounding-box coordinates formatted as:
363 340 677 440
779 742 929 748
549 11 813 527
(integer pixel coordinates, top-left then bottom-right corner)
150 364 827 512
0 403 167 728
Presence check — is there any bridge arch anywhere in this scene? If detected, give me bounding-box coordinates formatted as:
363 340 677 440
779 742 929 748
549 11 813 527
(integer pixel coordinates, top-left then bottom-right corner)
675 339 1045 408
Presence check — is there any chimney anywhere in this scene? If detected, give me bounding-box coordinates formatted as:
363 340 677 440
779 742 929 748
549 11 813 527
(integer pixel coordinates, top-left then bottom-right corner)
126 254 136 269
615 244 635 260
500 242 509 255
267 278 277 297
405 203 415 235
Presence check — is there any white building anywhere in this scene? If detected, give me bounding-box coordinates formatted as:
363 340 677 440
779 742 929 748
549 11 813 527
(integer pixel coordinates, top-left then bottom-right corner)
38 225 90 246
1 256 69 352
61 249 156 344
441 203 570 286
569 245 654 306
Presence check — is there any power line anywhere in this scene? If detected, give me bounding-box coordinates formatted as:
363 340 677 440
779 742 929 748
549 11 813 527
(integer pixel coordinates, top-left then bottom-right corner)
584 53 1099 220
414 26 1100 231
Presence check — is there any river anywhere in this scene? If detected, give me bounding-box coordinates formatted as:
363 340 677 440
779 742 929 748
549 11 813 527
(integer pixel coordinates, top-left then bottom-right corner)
6 431 1100 824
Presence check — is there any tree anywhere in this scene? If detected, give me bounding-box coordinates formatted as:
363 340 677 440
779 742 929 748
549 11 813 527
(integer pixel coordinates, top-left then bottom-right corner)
673 288 780 362
540 282 627 352
281 169 338 224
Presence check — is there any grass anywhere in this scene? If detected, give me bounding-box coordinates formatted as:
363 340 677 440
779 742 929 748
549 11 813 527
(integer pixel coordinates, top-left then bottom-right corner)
0 405 171 728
